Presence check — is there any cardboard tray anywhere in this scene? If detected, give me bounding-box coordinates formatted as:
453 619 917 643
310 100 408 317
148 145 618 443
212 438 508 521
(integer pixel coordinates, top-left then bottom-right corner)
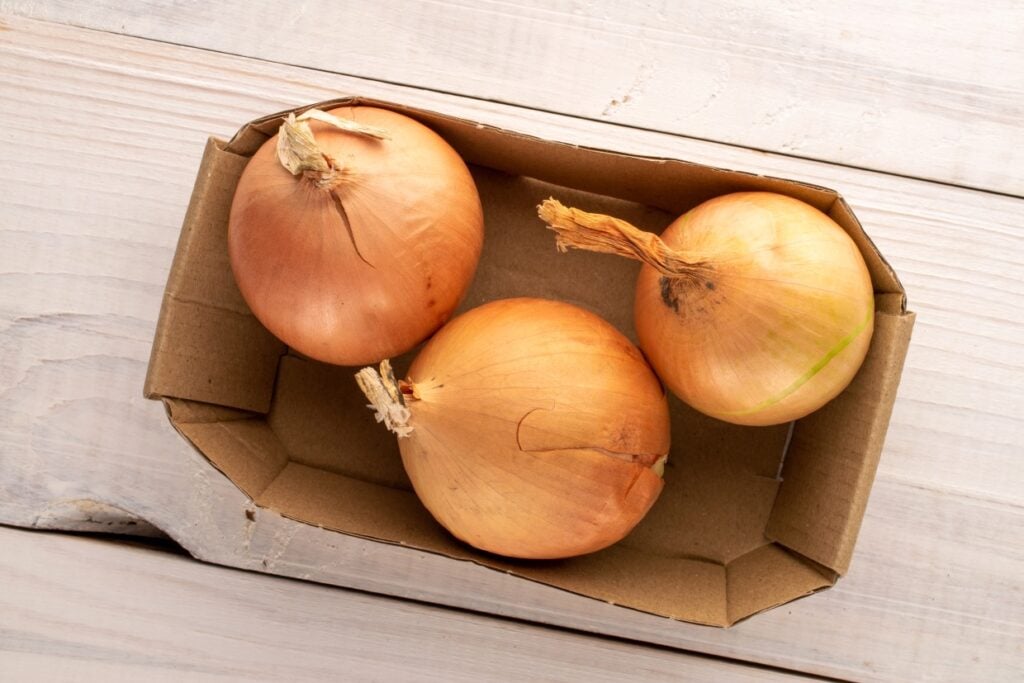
144 97 915 627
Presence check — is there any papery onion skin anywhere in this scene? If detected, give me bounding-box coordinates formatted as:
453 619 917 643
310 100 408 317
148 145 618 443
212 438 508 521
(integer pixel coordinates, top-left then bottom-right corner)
367 298 670 560
540 193 874 427
229 106 484 366
636 193 873 425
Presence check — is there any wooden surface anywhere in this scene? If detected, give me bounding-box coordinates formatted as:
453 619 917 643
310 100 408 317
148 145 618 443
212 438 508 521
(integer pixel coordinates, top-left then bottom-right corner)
11 0 1024 195
0 7 1022 682
2 526 816 682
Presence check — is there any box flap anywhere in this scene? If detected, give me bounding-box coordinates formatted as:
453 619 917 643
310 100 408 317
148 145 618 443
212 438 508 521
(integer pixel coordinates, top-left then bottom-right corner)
512 548 729 626
260 462 449 547
144 139 285 412
829 198 906 307
767 310 916 573
165 398 288 499
243 450 734 625
726 544 835 625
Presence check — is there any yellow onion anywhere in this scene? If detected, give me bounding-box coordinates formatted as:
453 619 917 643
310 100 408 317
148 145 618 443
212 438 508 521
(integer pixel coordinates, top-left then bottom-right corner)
355 298 670 560
539 193 874 426
229 107 483 365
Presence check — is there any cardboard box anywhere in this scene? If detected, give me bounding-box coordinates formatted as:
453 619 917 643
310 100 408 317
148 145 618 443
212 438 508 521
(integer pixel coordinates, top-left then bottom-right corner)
144 97 914 627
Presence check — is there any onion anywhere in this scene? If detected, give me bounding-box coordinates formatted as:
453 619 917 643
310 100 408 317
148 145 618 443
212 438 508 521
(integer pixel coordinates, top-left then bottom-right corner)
229 107 484 365
539 193 874 426
355 298 670 560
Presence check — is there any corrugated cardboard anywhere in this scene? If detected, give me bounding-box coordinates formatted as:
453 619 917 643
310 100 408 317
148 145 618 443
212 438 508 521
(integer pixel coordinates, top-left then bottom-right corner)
145 97 915 627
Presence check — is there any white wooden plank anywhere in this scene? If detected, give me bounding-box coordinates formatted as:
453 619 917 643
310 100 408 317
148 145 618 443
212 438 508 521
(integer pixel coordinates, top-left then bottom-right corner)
0 12 1018 503
5 0 1023 195
0 15 1022 682
0 527 806 682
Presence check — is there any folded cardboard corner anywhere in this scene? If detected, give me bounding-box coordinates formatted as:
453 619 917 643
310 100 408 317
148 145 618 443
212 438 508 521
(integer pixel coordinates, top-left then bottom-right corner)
145 97 915 627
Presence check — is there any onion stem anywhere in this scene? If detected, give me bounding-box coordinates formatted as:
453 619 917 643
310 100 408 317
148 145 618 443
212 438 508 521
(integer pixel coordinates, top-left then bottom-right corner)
276 109 389 179
538 199 704 277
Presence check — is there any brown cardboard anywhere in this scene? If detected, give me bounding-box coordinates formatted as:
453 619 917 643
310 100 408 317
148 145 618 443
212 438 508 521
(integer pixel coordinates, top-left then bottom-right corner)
765 311 915 573
144 139 284 413
145 97 915 627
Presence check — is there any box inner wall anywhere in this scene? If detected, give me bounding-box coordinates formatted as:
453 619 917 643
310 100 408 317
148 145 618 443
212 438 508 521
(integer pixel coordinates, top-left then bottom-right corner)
149 100 914 625
256 167 797 618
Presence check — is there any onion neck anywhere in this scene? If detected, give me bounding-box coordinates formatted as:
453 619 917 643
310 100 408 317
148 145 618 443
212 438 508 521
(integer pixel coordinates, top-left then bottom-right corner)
537 199 704 278
276 108 389 186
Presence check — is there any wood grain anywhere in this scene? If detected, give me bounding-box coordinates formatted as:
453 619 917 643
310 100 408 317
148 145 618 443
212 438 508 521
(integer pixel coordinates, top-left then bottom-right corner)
0 12 1018 503
0 14 1022 682
5 0 1023 195
0 527 809 682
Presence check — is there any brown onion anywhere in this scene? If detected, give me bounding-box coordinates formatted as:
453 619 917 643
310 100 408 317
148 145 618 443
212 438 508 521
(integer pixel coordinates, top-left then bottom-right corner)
539 193 874 426
229 107 483 365
356 298 670 560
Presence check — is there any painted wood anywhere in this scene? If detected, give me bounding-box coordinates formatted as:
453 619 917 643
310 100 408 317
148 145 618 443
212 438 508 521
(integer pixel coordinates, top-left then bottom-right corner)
0 14 1022 682
6 1 1024 195
0 527 810 682
0 12 1018 503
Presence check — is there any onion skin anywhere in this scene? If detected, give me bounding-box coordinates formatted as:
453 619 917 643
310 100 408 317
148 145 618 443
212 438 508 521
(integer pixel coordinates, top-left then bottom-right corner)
359 298 670 560
229 106 483 366
540 193 874 426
